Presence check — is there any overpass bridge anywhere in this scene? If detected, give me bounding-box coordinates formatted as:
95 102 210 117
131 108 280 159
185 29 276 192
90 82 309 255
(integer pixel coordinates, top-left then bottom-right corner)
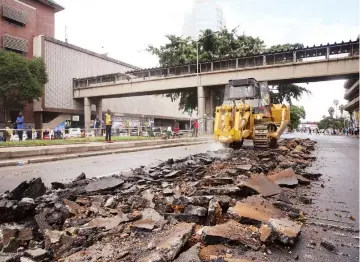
72 40 359 132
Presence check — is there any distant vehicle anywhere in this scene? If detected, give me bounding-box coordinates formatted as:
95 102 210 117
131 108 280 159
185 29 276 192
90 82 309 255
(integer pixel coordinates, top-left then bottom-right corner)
64 128 82 139
118 129 128 137
130 129 138 136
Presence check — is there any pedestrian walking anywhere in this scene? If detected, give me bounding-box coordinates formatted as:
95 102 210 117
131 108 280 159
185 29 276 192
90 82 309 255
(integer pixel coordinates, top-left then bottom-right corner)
308 127 312 135
316 128 320 135
105 109 112 142
193 119 199 137
16 112 24 141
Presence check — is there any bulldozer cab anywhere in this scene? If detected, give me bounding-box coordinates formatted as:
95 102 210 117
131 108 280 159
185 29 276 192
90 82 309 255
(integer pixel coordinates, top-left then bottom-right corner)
223 78 270 114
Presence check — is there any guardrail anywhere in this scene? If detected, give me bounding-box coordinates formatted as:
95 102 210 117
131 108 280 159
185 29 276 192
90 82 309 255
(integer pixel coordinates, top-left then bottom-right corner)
0 127 193 142
73 40 359 89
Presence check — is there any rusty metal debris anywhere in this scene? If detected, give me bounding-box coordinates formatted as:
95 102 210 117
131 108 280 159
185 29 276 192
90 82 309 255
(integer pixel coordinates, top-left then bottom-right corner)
0 138 321 261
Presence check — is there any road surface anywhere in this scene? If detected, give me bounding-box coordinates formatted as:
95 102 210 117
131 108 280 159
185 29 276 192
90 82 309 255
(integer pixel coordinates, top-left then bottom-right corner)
281 133 359 262
0 143 222 192
0 133 358 260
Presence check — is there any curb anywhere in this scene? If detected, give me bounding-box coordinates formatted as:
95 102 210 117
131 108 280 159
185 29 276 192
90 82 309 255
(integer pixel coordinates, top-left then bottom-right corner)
0 140 211 168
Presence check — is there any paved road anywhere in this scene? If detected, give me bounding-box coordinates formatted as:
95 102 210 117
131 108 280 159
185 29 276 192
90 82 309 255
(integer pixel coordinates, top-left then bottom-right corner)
282 133 359 262
0 132 358 260
0 143 223 192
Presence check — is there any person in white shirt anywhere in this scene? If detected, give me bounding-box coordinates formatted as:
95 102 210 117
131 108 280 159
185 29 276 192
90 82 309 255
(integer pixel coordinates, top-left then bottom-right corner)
167 125 172 138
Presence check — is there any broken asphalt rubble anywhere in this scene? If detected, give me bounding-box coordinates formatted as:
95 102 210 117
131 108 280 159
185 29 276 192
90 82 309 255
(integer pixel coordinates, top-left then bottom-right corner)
0 138 321 261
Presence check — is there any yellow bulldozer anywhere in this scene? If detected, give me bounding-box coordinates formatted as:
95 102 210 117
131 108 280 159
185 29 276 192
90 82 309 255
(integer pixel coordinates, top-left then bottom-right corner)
213 78 290 148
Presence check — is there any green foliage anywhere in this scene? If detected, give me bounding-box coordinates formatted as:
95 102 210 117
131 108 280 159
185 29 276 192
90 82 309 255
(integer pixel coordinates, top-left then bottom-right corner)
290 105 306 130
147 29 310 112
270 84 311 105
0 51 48 121
339 104 345 117
318 116 347 130
266 43 304 52
328 107 335 118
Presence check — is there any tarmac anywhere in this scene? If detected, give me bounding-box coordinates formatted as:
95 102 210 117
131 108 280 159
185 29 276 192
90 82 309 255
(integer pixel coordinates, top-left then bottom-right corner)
0 137 211 167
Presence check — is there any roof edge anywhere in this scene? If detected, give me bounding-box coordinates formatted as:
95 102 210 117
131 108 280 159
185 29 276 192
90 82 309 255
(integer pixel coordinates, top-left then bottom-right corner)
36 0 64 12
43 36 141 70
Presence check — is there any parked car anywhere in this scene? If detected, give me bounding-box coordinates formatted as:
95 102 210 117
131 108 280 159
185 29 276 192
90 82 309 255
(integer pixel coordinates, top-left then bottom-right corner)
130 129 138 136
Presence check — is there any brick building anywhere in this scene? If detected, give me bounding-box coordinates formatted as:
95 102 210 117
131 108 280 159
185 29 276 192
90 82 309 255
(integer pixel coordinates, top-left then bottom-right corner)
0 0 64 126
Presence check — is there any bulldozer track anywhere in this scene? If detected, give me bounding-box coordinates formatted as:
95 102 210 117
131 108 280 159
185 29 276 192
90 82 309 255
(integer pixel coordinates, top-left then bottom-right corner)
253 124 269 148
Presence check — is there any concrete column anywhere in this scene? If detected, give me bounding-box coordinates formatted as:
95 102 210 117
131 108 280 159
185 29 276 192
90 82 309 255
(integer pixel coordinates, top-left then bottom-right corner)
263 55 266 65
84 97 91 132
197 86 206 135
205 89 214 134
326 47 330 59
293 51 296 62
96 99 103 123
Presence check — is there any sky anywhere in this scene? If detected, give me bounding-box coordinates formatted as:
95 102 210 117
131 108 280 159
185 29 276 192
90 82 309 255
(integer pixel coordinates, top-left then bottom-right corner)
53 0 359 121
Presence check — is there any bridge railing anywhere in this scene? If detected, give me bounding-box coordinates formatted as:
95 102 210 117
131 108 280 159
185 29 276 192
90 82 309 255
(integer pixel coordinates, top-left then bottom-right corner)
73 40 359 89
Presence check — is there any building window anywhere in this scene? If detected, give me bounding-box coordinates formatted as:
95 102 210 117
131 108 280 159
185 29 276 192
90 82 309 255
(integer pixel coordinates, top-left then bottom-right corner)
3 35 28 53
2 4 28 27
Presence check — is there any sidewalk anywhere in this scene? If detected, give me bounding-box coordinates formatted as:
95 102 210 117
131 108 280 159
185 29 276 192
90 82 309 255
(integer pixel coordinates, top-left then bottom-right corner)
0 136 212 163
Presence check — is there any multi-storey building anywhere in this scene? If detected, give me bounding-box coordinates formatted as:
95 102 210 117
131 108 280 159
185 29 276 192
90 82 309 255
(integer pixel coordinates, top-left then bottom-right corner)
0 0 64 125
344 79 359 128
182 0 225 39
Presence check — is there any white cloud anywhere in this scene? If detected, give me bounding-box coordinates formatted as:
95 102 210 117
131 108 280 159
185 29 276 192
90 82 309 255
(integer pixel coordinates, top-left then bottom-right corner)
54 0 357 121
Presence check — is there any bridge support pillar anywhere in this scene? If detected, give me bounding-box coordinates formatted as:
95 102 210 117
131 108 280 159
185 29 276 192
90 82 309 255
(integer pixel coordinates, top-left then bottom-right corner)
197 86 206 135
96 99 103 124
205 88 214 134
84 97 91 132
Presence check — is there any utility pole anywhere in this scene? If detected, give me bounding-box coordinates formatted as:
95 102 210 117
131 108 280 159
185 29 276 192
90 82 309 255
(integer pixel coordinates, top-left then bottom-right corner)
65 25 68 43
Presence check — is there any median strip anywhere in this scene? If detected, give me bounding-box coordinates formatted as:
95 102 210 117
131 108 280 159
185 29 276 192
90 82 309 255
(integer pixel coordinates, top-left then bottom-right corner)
0 140 211 167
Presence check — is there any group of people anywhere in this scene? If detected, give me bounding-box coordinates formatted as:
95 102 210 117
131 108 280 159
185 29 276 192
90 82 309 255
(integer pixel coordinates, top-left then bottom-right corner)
343 127 359 136
165 119 199 139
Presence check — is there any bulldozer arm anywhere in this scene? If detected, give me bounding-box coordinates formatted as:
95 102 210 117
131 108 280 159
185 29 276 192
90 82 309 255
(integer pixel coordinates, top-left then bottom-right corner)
268 104 290 140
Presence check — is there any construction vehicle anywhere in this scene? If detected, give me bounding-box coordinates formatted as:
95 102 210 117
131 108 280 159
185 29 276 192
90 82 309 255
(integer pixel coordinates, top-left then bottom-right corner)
213 78 290 148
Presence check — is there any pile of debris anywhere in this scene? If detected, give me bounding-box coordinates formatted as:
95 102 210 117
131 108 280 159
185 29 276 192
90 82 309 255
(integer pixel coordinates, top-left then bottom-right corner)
0 138 322 262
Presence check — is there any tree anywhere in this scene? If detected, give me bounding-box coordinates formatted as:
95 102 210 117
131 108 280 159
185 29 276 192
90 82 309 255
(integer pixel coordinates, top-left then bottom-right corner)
289 105 306 130
0 51 48 122
266 43 304 53
328 106 335 118
270 84 311 105
333 99 339 118
339 104 345 118
318 116 346 130
147 29 310 112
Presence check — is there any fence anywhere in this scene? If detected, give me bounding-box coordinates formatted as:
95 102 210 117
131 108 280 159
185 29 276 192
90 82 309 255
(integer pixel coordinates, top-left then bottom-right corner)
0 127 193 142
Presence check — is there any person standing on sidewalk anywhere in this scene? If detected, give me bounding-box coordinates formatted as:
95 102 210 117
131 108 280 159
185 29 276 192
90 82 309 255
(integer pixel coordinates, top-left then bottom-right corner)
105 109 112 142
193 119 199 137
16 112 24 141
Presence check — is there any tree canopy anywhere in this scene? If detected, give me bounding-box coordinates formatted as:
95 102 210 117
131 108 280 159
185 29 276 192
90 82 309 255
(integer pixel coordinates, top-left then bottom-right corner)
0 51 48 121
147 28 310 112
328 107 335 118
318 115 347 130
289 105 306 130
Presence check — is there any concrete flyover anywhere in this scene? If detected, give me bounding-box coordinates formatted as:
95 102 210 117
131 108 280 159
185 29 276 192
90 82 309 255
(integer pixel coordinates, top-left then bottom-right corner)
73 40 359 133
73 56 359 98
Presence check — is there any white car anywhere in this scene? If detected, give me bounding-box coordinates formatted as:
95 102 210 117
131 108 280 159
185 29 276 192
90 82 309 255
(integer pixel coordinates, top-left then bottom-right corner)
63 128 82 139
